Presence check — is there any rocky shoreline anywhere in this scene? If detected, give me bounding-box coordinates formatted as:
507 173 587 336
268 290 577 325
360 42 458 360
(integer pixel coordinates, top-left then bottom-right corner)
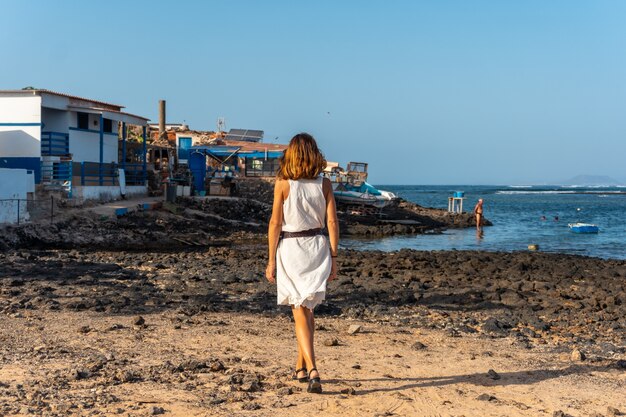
1 184 624 416
2 246 624 348
0 179 487 251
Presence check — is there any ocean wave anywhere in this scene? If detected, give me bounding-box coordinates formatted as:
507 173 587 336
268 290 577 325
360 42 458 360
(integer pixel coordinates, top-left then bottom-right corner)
496 190 576 195
562 185 626 188
508 185 534 188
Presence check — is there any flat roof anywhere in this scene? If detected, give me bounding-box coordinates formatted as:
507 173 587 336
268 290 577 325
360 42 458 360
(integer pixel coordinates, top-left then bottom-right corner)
0 89 124 109
67 106 150 124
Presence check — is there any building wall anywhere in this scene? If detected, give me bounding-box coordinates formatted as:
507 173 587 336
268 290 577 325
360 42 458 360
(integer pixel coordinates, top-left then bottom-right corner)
72 185 147 201
0 168 34 224
0 95 42 181
41 107 70 133
69 129 118 163
0 95 42 157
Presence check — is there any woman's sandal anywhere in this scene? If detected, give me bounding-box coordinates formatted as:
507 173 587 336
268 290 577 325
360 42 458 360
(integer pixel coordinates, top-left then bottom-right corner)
292 367 308 383
307 368 322 393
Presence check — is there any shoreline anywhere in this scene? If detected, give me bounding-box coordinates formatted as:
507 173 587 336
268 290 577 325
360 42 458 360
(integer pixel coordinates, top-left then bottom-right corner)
1 183 624 415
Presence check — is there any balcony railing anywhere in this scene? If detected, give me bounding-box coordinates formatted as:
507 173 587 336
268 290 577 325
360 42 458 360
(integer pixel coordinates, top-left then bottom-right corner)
41 131 69 156
76 162 146 186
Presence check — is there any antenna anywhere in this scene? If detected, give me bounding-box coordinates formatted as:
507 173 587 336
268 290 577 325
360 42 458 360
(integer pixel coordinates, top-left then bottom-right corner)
217 117 225 133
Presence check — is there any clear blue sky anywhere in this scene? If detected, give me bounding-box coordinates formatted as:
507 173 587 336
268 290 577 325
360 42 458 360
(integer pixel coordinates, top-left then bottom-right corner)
2 0 626 184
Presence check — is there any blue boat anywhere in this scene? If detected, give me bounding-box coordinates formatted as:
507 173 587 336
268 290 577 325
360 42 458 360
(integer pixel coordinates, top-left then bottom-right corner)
568 223 599 233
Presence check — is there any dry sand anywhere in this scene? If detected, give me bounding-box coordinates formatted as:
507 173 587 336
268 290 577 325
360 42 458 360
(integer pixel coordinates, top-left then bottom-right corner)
1 310 624 417
1 246 625 416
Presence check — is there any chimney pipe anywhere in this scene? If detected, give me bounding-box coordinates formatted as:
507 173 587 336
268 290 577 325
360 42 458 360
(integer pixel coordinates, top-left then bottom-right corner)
158 100 166 139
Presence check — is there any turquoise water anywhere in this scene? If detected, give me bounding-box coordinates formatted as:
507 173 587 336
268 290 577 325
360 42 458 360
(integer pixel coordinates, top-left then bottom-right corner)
341 185 626 260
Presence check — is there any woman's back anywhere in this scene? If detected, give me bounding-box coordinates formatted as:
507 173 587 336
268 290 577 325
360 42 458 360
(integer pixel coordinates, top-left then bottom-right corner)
282 177 326 232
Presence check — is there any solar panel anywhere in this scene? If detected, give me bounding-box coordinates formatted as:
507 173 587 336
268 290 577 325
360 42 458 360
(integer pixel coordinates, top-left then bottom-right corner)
224 129 264 142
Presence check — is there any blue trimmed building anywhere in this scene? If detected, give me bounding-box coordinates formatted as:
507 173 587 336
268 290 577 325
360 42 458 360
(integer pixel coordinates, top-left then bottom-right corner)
0 89 149 199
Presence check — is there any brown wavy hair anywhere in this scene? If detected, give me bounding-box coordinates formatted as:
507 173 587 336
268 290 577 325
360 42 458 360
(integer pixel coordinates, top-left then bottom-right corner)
277 133 327 180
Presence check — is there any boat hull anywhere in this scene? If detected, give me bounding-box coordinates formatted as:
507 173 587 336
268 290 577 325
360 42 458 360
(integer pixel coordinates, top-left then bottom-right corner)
568 223 599 233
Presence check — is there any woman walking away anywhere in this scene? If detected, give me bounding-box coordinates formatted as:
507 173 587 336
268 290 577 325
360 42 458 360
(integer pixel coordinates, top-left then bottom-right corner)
265 133 339 394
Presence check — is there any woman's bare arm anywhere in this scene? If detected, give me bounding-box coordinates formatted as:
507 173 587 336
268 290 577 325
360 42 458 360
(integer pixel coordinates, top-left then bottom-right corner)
323 178 339 280
266 179 287 283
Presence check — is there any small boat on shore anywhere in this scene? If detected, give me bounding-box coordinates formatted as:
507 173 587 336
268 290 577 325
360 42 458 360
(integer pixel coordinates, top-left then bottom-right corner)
333 181 397 208
568 223 599 233
324 161 398 209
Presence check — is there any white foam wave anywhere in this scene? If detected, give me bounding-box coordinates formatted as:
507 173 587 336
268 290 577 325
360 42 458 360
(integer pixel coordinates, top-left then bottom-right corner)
496 190 576 195
562 184 626 188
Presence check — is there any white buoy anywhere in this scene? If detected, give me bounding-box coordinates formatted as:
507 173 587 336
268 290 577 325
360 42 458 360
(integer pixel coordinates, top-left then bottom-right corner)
528 244 539 251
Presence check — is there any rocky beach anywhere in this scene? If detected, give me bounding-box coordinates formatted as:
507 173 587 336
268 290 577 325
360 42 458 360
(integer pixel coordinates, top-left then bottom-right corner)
0 180 624 416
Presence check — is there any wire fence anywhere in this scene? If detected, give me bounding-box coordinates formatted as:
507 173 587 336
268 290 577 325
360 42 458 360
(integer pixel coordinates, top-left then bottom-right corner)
0 196 61 225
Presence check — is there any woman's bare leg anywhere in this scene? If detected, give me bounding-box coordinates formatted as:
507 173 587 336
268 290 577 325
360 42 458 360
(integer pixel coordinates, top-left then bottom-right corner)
292 306 318 379
295 342 306 379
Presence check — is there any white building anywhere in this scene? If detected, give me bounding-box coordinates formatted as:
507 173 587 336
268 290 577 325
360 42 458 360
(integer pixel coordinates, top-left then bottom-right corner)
0 168 34 224
0 89 150 200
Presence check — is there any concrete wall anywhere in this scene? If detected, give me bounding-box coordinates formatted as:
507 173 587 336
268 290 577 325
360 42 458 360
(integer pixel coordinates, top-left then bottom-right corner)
69 128 118 163
72 185 147 201
0 168 34 224
0 95 42 182
0 95 42 157
41 107 70 133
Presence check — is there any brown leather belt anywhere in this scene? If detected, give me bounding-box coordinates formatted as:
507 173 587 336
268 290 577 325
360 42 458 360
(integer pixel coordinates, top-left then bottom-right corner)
280 228 323 239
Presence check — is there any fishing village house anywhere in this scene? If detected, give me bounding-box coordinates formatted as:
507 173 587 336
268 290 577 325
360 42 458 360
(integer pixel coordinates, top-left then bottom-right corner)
151 127 287 195
0 89 150 223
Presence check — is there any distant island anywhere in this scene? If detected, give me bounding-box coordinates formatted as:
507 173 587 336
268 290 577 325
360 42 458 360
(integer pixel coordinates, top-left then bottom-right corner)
560 175 624 187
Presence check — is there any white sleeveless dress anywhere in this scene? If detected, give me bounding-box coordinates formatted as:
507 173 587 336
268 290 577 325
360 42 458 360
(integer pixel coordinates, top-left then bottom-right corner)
276 177 332 309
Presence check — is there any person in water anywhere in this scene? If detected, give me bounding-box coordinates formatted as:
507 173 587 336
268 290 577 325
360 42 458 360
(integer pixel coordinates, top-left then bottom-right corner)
473 198 484 229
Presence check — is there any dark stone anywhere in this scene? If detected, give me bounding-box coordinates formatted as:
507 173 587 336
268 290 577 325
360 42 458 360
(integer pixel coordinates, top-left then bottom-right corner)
411 341 427 351
481 317 510 337
487 369 500 380
149 406 165 415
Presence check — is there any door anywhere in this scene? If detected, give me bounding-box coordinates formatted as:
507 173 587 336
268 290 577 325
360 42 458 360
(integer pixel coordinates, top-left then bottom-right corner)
178 137 192 163
189 152 206 193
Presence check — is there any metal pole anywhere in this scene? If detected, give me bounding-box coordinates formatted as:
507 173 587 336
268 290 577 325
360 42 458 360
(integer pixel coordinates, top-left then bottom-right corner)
16 199 20 225
142 125 147 183
122 122 127 170
99 114 104 186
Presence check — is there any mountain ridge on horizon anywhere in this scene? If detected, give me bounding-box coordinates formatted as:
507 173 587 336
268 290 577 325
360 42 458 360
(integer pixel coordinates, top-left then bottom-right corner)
558 174 624 186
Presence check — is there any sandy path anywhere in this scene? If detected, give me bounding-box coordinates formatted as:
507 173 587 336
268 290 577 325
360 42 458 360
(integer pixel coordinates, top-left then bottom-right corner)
1 310 623 417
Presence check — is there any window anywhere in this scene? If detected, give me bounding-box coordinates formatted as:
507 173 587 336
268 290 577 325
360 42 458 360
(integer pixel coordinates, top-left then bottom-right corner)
77 112 89 129
103 118 113 133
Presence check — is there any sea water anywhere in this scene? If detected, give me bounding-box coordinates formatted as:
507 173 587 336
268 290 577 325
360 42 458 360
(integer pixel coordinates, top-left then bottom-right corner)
341 185 626 260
